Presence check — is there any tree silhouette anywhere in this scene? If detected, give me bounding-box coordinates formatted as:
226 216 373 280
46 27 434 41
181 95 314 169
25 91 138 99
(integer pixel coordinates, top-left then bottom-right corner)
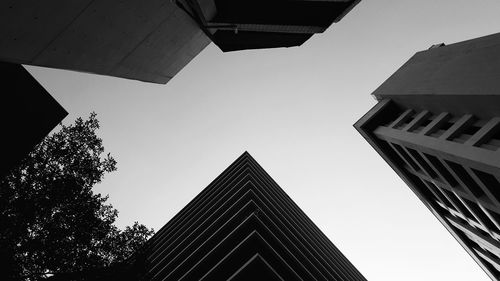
0 113 154 280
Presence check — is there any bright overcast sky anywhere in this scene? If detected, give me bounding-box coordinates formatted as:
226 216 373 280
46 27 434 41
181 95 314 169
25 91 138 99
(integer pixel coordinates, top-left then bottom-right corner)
27 0 500 280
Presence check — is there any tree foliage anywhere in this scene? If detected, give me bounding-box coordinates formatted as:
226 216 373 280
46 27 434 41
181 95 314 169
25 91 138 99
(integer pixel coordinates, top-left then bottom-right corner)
0 113 154 280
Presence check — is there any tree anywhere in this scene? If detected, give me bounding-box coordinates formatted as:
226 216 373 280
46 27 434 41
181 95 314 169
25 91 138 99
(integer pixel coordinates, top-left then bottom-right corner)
0 113 154 280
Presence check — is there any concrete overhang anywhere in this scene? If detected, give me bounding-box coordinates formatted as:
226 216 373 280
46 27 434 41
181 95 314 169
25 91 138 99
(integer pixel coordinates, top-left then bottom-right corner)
0 0 211 84
369 32 500 120
0 0 361 84
372 32 500 100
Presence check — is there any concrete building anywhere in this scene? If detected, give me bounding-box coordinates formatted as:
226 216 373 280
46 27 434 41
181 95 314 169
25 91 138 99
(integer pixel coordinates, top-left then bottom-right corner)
355 32 500 280
0 0 360 84
112 152 367 280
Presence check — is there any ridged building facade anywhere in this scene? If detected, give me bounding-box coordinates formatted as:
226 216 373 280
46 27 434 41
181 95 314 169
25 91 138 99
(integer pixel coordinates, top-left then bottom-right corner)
134 152 367 280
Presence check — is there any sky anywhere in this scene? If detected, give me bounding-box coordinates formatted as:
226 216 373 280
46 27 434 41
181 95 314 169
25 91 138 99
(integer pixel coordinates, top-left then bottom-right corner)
26 0 500 280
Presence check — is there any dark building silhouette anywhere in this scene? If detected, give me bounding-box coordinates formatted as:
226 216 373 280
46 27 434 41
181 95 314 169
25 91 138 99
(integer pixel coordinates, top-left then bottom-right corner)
0 62 67 178
0 0 360 84
124 152 366 280
355 32 500 280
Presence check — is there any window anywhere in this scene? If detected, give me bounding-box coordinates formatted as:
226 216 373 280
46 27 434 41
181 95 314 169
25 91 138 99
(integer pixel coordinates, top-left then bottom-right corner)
473 169 500 203
445 161 486 199
423 153 458 187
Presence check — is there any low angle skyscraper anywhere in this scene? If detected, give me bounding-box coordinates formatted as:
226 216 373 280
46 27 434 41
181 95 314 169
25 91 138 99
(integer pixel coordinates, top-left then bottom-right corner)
355 32 500 280
119 152 366 280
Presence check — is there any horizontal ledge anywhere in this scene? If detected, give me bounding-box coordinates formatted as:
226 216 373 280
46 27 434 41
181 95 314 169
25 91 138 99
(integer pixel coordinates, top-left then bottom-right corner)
374 126 500 175
206 22 326 34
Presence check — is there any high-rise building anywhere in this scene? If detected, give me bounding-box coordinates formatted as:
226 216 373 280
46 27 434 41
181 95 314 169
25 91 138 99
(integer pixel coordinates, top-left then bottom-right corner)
355 33 500 280
139 152 366 280
0 0 360 84
51 152 366 280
